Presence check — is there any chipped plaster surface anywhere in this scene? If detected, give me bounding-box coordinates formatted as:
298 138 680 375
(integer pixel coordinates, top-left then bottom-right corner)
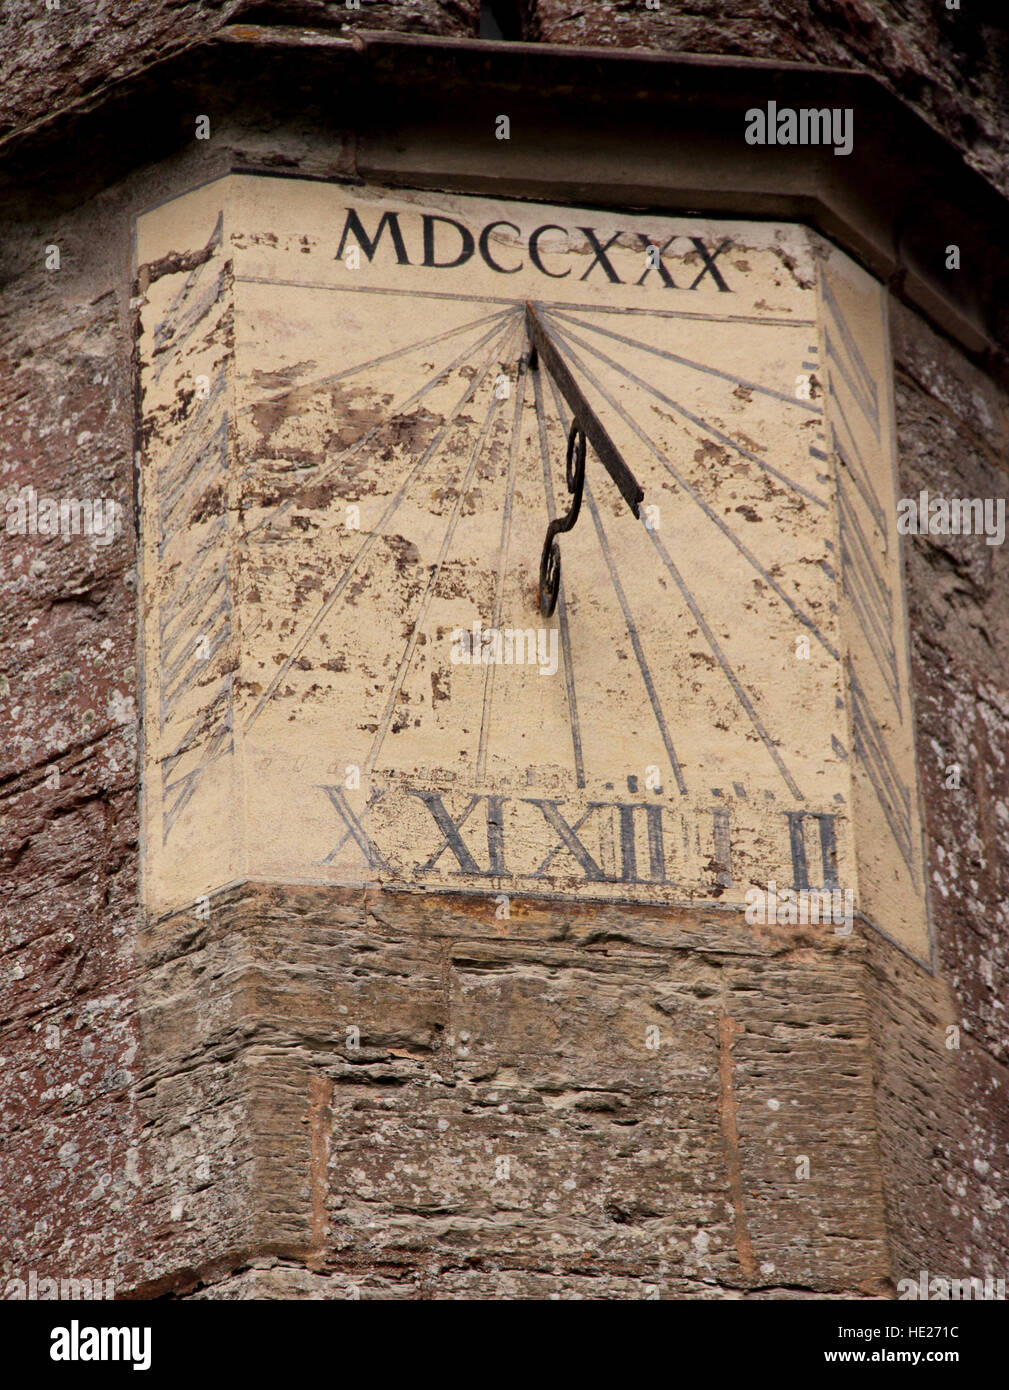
133 177 930 963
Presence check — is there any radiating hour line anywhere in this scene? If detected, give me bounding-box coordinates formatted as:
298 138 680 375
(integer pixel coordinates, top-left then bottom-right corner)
836 487 900 710
544 302 814 326
236 276 525 309
544 374 687 796
821 275 880 439
548 308 822 415
236 306 511 416
643 524 805 802
835 478 892 616
543 309 826 508
541 317 804 800
366 320 524 778
532 361 585 789
839 544 900 710
236 276 814 326
244 309 519 541
160 551 227 648
584 483 689 796
539 313 841 663
243 314 520 733
829 390 886 536
476 345 528 785
847 659 914 877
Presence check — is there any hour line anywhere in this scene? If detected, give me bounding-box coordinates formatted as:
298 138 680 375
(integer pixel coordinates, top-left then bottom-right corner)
532 361 586 789
235 275 815 326
244 309 518 542
540 315 841 664
243 314 521 732
476 339 529 785
236 305 511 417
547 307 822 415
366 319 525 779
544 372 688 796
644 525 806 802
543 308 826 508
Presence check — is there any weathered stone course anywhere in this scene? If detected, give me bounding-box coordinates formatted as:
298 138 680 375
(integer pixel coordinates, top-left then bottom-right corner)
526 0 1009 201
0 1 479 145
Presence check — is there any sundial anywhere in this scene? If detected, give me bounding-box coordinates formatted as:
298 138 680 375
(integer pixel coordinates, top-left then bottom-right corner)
135 175 931 963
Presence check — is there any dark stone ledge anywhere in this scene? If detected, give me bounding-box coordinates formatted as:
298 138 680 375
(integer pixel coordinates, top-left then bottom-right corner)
1 25 1007 381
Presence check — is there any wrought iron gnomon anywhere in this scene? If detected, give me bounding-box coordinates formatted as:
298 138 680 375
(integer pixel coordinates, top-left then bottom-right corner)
539 420 586 619
524 301 645 618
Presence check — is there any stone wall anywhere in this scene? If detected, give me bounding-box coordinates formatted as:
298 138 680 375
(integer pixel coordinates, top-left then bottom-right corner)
0 166 143 1295
1 9 1006 1301
0 1 480 144
871 297 1009 1283
132 883 890 1298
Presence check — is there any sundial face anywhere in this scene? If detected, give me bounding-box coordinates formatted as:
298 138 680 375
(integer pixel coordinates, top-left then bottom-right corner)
135 175 931 962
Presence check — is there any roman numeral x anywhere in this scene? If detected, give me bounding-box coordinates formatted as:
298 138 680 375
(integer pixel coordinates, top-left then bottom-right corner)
319 785 390 871
411 791 508 875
